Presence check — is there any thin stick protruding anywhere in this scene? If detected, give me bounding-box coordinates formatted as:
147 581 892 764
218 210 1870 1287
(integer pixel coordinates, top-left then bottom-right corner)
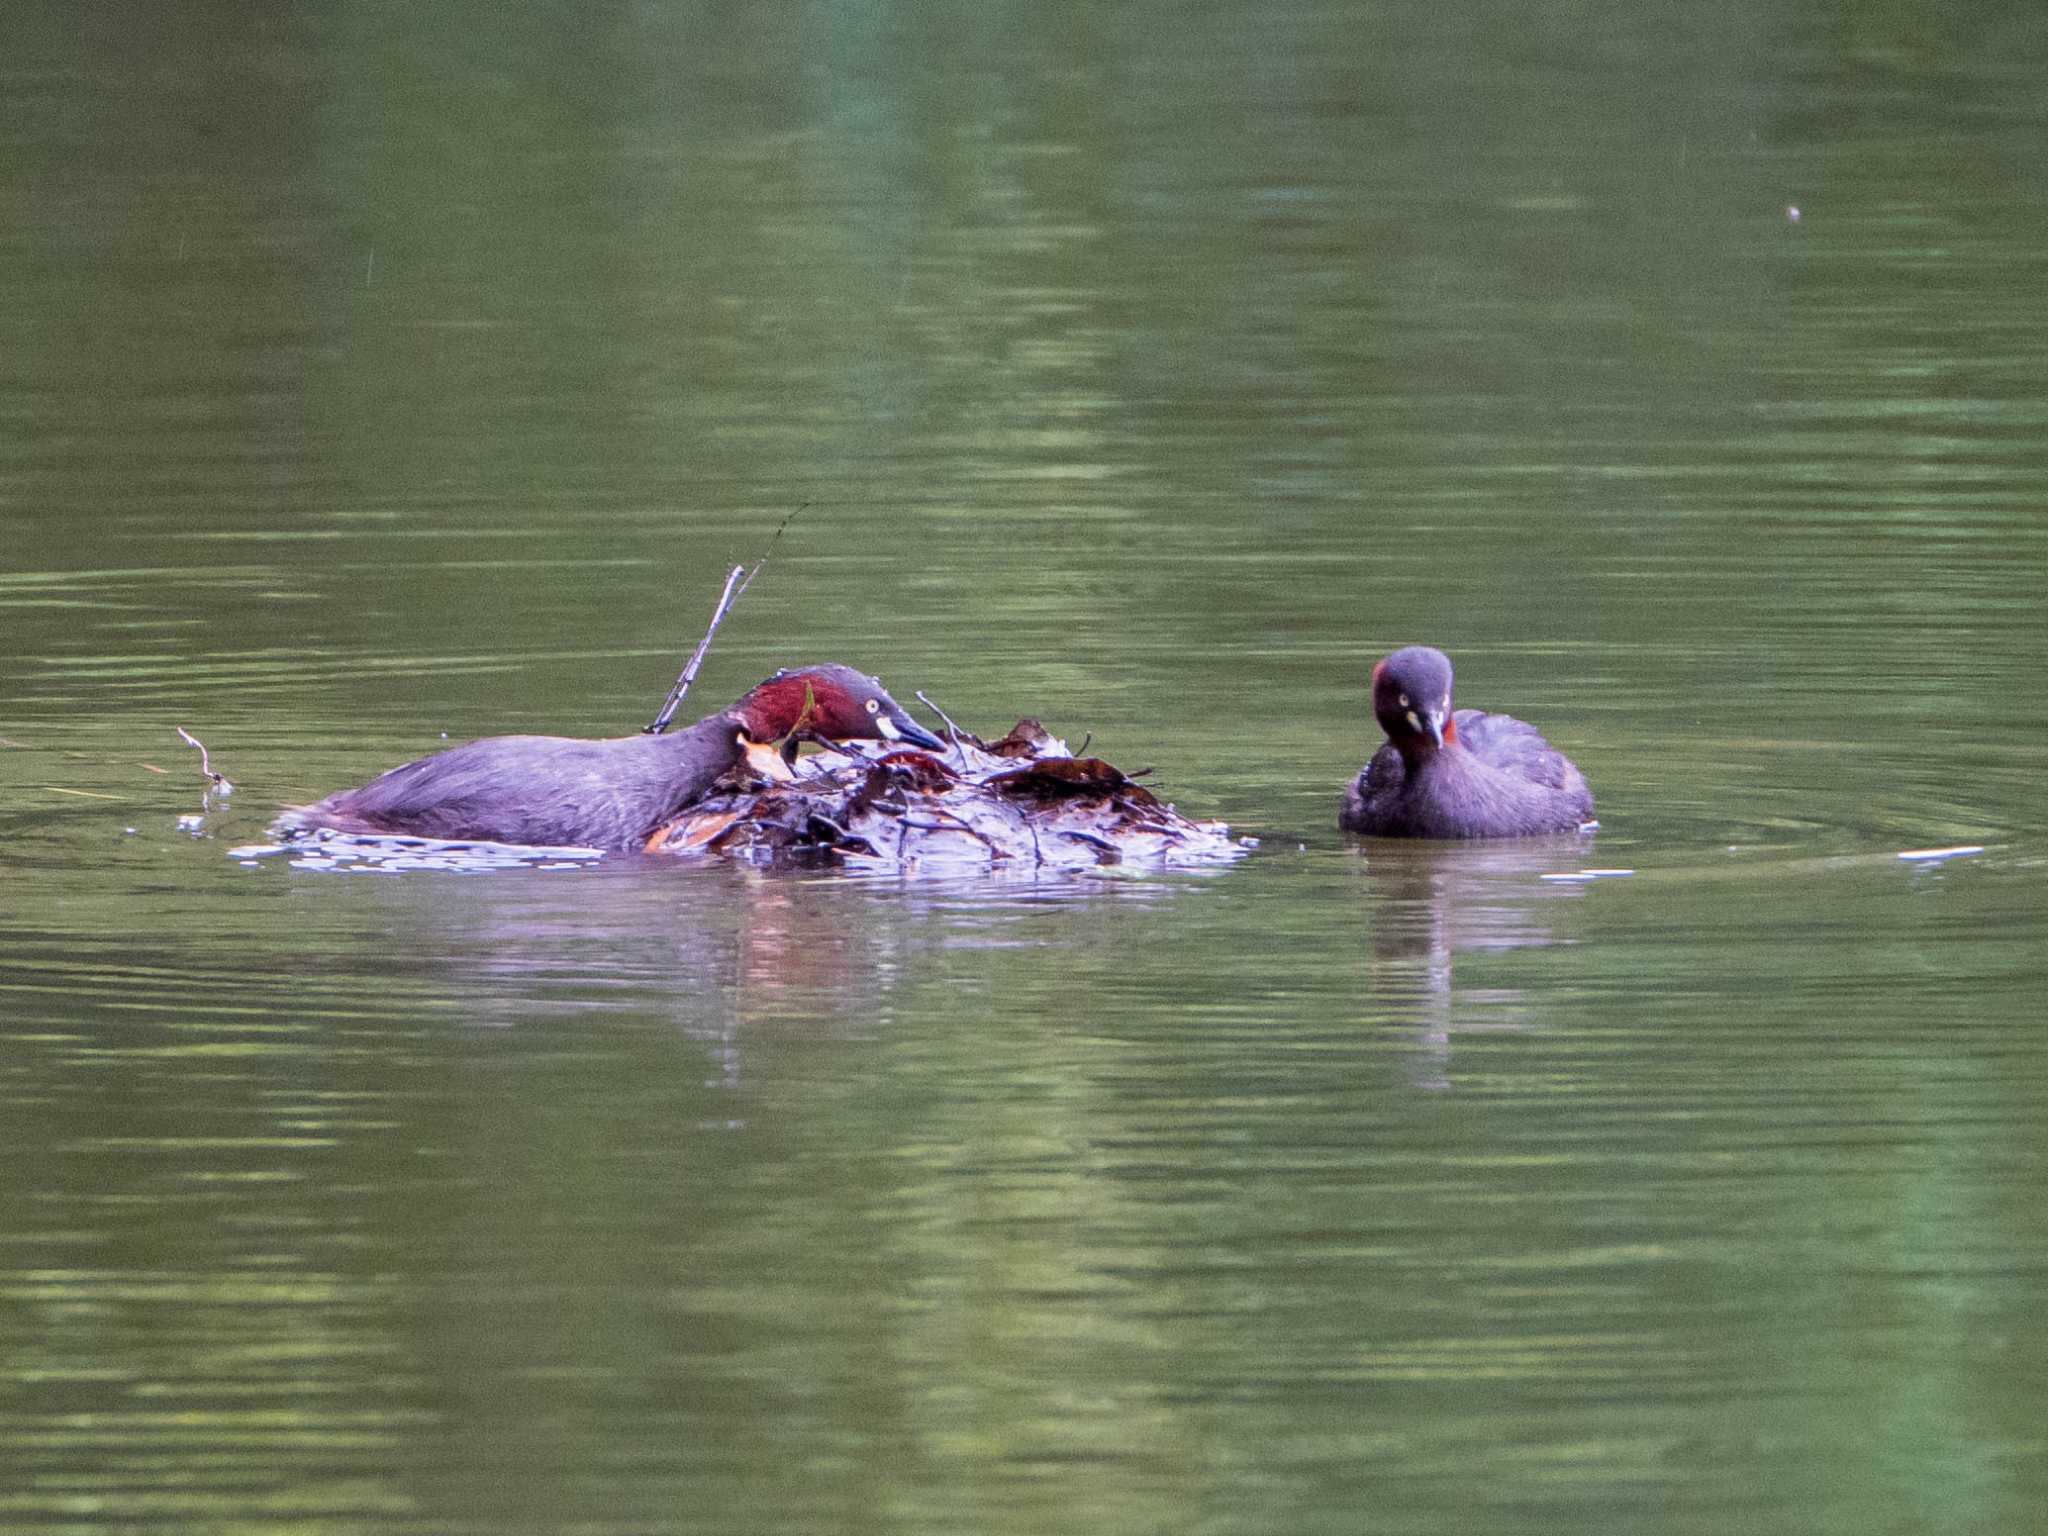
645 564 746 735
914 691 970 760
729 502 803 607
176 727 231 790
644 505 807 735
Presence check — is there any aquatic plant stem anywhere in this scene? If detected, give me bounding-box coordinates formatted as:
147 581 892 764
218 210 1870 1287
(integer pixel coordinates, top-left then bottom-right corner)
645 505 806 735
645 565 747 735
914 690 972 764
175 727 231 789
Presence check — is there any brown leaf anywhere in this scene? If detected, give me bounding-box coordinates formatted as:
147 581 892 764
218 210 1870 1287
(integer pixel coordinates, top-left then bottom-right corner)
645 808 741 853
988 756 1144 800
985 719 1058 758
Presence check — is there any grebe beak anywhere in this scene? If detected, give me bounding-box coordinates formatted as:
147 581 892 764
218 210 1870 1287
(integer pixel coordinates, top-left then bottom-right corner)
739 733 797 782
879 713 946 751
1422 709 1446 749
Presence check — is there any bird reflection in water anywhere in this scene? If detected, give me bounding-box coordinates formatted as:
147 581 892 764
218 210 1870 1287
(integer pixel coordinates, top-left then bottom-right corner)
289 855 1203 1116
1350 834 1610 1090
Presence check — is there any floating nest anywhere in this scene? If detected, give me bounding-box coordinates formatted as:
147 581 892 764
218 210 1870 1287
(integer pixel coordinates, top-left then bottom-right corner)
647 719 1251 875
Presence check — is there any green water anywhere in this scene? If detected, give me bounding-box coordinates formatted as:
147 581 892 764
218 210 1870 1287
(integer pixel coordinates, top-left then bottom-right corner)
4 3 2045 1532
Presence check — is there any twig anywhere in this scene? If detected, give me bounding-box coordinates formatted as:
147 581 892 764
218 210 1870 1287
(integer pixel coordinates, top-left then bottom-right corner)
645 565 745 734
897 814 1005 861
728 503 805 606
920 802 1011 863
961 765 1045 868
914 690 971 760
810 738 884 767
1060 828 1119 855
645 505 807 735
804 811 855 842
175 727 231 790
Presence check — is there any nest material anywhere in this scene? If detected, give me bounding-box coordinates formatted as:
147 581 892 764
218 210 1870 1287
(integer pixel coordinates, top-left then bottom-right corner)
646 719 1250 874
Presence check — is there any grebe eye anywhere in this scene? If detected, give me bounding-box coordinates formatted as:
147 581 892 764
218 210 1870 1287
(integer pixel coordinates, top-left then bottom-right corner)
865 698 880 714
1397 693 1410 709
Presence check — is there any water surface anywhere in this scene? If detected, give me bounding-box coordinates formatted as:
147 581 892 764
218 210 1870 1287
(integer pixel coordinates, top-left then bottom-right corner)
4 3 2045 1532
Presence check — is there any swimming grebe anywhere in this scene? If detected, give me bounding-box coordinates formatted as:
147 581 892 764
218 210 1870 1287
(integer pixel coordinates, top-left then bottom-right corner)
1340 646 1593 838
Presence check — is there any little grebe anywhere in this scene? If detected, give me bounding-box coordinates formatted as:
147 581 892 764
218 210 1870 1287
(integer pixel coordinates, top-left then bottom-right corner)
287 664 942 851
1340 646 1593 838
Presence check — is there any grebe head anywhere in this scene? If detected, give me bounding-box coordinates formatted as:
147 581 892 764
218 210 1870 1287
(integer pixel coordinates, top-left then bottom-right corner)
732 664 943 753
1370 646 1456 754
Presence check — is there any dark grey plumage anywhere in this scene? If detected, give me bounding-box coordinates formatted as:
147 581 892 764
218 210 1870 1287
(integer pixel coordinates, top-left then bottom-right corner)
1340 646 1593 839
286 663 940 851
